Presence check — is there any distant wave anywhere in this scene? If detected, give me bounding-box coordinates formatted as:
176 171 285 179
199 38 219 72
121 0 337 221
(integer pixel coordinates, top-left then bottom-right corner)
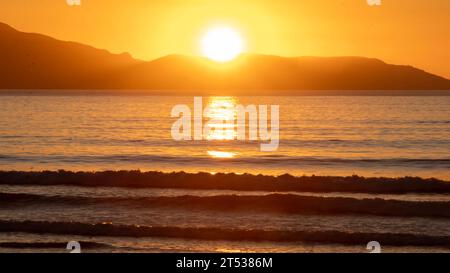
0 170 449 194
415 120 450 124
0 220 449 247
0 241 110 250
1 154 449 167
2 192 450 218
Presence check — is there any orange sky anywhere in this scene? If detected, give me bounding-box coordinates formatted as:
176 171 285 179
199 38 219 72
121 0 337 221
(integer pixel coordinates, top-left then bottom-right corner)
1 0 449 78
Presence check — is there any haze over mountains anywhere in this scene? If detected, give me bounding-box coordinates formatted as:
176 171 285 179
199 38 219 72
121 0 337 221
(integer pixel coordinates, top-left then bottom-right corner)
1 22 449 95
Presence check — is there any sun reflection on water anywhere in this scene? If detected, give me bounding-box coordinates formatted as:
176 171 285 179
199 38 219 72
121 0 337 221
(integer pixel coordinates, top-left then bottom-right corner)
205 97 238 141
207 151 236 158
205 97 238 158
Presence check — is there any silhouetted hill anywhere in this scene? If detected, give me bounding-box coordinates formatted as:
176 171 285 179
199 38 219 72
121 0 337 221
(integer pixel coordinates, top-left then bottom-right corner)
1 22 449 95
0 22 141 89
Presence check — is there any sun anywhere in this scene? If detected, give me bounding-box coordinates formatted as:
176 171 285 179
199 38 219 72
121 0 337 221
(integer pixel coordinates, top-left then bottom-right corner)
201 27 244 62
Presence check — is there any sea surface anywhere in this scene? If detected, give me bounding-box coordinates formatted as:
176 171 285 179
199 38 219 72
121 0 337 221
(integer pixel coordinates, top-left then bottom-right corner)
0 95 449 252
0 95 449 179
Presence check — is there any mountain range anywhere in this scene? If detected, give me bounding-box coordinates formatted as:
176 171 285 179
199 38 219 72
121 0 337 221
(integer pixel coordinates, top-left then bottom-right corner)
1 22 449 95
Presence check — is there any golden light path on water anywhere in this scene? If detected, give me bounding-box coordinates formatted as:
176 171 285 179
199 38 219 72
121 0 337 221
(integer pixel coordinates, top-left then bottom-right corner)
205 97 238 159
207 151 236 158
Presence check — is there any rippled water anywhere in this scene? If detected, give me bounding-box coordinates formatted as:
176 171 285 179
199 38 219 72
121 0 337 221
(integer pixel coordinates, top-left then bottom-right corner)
1 95 450 252
0 95 449 179
1 184 450 253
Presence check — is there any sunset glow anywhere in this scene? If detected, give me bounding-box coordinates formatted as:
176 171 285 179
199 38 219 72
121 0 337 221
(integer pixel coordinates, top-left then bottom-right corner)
0 0 449 256
201 27 244 62
1 1 449 77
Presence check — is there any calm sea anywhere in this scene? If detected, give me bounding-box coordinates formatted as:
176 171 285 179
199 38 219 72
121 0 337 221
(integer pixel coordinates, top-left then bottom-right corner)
0 95 449 179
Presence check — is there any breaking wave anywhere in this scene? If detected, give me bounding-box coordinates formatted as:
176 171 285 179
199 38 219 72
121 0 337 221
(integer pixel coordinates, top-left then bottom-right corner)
0 220 449 247
1 192 450 218
0 170 449 194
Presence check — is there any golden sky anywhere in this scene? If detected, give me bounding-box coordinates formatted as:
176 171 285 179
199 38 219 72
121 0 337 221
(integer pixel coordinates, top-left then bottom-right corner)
1 0 449 78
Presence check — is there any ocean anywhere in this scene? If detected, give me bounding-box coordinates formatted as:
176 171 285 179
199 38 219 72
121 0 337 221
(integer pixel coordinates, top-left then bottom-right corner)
0 95 449 252
0 95 449 179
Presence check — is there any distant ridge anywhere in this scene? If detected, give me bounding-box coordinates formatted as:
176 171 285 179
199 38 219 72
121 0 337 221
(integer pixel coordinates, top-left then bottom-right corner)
1 22 449 95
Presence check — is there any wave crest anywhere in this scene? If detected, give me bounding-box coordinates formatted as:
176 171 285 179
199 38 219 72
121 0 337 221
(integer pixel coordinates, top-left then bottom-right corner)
0 220 449 247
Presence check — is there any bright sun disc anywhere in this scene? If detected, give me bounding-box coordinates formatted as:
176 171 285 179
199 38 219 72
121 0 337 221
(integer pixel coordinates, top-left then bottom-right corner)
201 27 244 62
